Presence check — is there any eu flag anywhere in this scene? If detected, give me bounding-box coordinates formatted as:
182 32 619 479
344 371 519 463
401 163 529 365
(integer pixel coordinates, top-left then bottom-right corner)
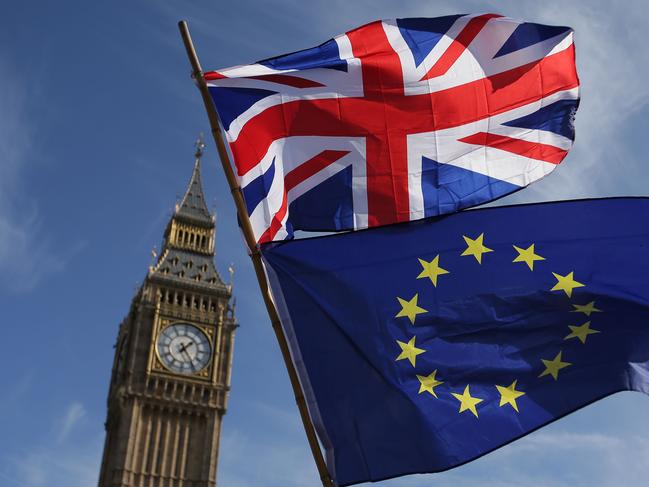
260 198 649 486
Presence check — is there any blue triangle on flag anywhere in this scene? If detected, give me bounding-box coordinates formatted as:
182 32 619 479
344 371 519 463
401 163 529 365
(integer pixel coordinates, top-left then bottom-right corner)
258 38 348 72
421 157 520 218
288 166 354 231
494 23 570 58
209 86 277 131
503 98 578 140
241 157 276 216
396 16 462 67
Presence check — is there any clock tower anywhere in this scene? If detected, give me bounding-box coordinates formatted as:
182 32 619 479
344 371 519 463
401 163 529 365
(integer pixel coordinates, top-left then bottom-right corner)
98 138 237 487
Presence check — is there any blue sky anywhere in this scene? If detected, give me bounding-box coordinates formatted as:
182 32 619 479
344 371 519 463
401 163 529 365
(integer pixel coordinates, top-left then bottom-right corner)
1 1 648 486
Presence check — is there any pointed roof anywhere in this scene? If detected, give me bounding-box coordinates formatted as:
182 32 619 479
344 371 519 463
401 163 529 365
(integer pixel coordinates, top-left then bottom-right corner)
175 136 214 226
149 247 228 293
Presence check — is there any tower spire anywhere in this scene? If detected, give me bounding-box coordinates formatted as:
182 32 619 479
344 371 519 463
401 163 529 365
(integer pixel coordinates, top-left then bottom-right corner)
175 133 213 225
194 132 205 158
98 135 236 487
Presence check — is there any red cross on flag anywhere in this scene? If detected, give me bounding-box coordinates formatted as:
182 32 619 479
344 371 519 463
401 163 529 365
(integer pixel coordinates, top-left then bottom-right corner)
205 14 579 243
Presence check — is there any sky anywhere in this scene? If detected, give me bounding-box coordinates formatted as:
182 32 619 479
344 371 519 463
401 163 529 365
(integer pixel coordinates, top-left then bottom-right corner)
1 1 649 486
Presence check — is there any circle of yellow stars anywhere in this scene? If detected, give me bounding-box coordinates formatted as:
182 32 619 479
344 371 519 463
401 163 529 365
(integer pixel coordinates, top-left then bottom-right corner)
393 232 603 418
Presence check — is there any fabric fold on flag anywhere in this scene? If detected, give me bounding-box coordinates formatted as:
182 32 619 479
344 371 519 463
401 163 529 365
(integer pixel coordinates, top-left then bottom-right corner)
261 198 649 486
205 14 580 243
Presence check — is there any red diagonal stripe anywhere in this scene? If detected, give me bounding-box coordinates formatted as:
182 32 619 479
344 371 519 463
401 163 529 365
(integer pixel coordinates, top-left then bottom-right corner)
228 44 577 176
205 71 324 88
259 150 350 243
204 71 226 80
247 74 325 89
458 132 568 164
258 150 350 243
284 150 351 191
420 13 502 80
258 189 288 244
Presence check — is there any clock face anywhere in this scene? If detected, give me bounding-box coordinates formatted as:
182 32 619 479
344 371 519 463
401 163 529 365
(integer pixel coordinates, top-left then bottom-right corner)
156 323 212 375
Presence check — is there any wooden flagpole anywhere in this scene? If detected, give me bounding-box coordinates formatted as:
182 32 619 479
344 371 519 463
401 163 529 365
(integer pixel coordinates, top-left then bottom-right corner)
177 20 334 487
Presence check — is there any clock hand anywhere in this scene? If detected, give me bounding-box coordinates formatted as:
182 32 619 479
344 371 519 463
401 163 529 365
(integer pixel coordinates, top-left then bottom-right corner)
180 346 193 363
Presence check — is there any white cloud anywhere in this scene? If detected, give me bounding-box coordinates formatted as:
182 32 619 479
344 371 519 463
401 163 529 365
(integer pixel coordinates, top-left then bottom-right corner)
489 0 649 202
219 431 317 487
497 430 649 487
218 401 318 487
0 56 76 293
513 430 622 451
365 426 649 487
216 425 649 487
1 402 102 487
9 444 101 487
56 402 87 444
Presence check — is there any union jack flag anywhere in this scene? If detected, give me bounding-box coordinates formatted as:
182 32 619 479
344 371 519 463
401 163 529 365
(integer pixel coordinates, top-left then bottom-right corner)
205 14 579 243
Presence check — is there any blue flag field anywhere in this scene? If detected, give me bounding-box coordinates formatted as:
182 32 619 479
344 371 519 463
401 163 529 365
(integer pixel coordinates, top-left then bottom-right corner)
261 198 649 486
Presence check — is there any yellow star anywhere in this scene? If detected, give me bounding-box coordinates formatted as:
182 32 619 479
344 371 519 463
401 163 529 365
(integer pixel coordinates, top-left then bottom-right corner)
550 271 585 298
416 370 444 397
495 380 525 412
539 351 571 380
512 244 545 271
395 336 426 367
417 255 450 287
571 301 602 316
451 385 483 418
564 321 600 344
461 233 493 264
395 294 427 324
